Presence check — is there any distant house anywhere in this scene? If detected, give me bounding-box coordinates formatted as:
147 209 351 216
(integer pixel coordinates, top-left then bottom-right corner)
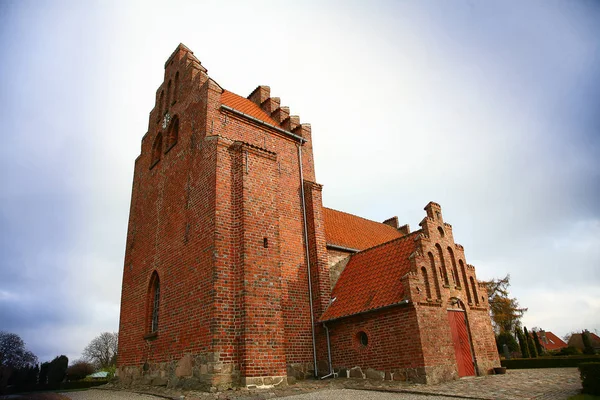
568 331 600 352
87 371 109 380
536 330 567 352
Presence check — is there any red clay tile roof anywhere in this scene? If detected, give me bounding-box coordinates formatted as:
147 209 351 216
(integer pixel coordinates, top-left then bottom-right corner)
221 90 280 126
568 332 600 349
536 331 567 351
323 207 403 251
320 234 416 322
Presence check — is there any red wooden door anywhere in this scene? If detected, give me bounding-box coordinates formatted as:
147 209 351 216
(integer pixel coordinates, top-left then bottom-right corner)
447 310 475 377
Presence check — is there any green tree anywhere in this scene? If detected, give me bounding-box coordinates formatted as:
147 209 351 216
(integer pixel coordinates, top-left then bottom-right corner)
524 327 538 358
582 330 596 355
516 327 530 358
496 332 519 355
38 362 49 385
47 355 68 384
532 329 544 355
482 275 527 334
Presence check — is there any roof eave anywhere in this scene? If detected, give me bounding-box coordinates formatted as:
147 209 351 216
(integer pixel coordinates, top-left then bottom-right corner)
320 299 410 324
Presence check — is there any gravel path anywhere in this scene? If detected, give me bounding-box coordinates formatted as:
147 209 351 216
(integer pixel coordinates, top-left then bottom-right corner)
61 391 163 400
61 389 465 400
282 389 464 399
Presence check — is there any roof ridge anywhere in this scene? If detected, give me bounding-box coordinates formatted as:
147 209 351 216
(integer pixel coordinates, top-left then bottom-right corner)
351 229 420 257
323 207 399 228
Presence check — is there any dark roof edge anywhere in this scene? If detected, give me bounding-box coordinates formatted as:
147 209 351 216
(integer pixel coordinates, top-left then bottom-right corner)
326 243 360 253
320 299 410 323
220 105 306 143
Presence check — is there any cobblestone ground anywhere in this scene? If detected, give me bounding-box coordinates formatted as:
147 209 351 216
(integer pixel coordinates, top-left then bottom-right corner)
348 368 582 400
54 368 581 400
62 392 163 400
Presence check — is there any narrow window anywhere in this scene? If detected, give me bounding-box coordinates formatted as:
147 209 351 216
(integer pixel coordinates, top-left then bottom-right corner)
151 133 163 168
470 276 479 305
428 252 441 299
438 226 445 237
166 80 172 111
166 115 179 152
448 247 460 287
158 91 164 121
148 272 160 333
460 260 472 304
436 244 449 286
421 267 432 299
173 72 179 104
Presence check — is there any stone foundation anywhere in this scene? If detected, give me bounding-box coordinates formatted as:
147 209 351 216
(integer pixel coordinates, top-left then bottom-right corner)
116 352 239 391
241 375 287 389
286 362 315 381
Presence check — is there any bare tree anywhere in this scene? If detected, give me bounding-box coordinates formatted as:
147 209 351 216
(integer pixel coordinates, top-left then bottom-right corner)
82 332 118 369
0 331 37 369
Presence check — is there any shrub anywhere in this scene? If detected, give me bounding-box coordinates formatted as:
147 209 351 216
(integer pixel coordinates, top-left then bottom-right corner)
496 332 519 355
67 360 95 381
555 346 582 356
579 362 600 395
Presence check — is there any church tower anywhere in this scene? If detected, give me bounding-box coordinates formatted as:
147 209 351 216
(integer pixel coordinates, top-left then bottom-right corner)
117 44 330 390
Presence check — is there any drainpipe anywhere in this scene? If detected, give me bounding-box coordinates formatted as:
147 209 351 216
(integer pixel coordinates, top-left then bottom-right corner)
320 323 335 379
297 144 318 378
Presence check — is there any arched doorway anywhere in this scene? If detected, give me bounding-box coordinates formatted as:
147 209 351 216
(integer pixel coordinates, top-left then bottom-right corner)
447 298 475 377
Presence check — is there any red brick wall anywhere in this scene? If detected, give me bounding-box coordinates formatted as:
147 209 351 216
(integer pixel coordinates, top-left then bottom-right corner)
325 306 424 373
411 202 500 378
118 48 215 370
118 45 328 385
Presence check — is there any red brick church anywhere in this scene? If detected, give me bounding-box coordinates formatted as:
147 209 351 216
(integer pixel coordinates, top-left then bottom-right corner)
116 44 500 390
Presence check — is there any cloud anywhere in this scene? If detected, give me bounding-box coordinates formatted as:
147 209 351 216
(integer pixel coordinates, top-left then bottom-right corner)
0 0 598 361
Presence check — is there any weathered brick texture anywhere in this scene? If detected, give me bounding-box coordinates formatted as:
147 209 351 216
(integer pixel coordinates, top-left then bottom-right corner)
117 44 499 390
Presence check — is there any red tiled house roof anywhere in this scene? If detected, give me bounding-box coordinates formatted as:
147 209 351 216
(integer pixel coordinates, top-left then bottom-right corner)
221 90 280 126
568 332 600 350
320 234 417 322
323 207 403 251
536 331 567 351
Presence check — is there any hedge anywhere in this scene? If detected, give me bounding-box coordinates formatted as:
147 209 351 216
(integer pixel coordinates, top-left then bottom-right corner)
501 355 600 369
579 362 600 395
4 380 108 395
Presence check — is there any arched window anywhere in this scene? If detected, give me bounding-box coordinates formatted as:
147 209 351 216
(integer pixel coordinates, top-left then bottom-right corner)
421 267 432 299
151 133 162 168
173 72 179 104
448 247 459 287
436 244 449 286
147 272 160 333
428 252 441 299
166 80 172 111
470 276 479 305
460 260 472 304
438 226 445 237
166 115 179 152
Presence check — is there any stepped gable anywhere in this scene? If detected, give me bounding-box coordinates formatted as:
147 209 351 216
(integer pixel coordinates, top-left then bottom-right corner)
323 207 403 250
221 90 280 126
320 233 417 322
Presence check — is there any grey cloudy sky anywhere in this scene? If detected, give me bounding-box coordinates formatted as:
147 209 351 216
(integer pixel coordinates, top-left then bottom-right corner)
0 0 598 362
